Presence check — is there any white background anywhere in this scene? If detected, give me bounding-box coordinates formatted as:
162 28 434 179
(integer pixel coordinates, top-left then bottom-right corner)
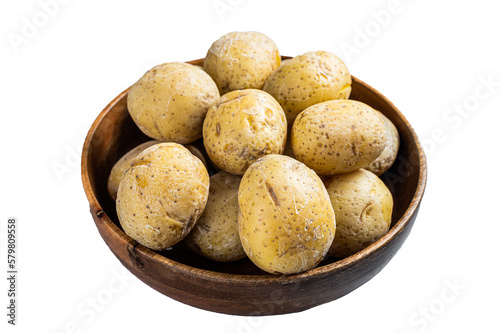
1 0 499 332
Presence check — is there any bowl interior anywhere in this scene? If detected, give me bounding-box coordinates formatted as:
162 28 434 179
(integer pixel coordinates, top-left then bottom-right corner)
83 58 424 276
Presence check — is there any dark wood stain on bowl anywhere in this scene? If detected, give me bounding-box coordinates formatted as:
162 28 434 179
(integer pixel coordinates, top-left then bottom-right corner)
81 57 427 316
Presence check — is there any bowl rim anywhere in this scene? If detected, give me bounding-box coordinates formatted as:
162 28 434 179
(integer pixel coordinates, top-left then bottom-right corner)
81 58 427 286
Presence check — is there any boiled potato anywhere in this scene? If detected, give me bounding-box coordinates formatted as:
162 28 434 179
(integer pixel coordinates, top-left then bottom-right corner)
203 89 287 175
185 172 245 262
291 100 387 175
263 51 351 124
326 169 393 257
204 31 281 94
365 112 400 175
127 62 220 143
238 154 336 274
116 143 209 250
107 140 160 200
107 141 207 200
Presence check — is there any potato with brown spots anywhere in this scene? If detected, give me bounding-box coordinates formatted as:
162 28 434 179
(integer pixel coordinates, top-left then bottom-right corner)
107 140 161 200
204 31 281 94
107 141 208 200
116 143 209 251
291 100 387 175
365 111 400 176
203 89 287 175
263 51 351 125
185 172 245 262
326 169 393 258
127 62 220 144
238 154 336 275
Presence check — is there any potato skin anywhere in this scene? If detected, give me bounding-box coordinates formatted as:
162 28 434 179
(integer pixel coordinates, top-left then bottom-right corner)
203 89 287 175
291 100 387 175
107 140 160 200
326 169 393 257
263 51 351 124
204 31 281 94
116 143 209 251
238 154 336 275
107 141 207 201
365 112 400 176
127 62 220 143
185 172 245 262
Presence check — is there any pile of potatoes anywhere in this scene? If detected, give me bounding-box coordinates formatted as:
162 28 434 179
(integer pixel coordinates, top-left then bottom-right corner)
109 31 400 275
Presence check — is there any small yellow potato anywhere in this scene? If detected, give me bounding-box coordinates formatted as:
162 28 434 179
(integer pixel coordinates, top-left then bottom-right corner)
203 89 287 175
326 169 393 258
291 100 387 175
203 31 281 94
238 154 336 275
263 51 351 124
365 112 400 176
107 141 207 200
127 62 220 143
116 143 209 251
107 140 160 200
185 172 245 262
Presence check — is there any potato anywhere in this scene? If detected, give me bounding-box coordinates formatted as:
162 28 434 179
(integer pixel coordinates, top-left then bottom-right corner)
291 100 387 175
365 112 400 175
107 140 160 200
326 169 393 257
238 154 336 274
185 172 245 262
263 51 351 124
107 141 207 200
127 62 220 143
203 31 281 94
203 89 287 175
116 143 209 251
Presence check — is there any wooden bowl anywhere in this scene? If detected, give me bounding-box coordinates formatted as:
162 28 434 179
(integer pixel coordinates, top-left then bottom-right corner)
81 58 427 316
